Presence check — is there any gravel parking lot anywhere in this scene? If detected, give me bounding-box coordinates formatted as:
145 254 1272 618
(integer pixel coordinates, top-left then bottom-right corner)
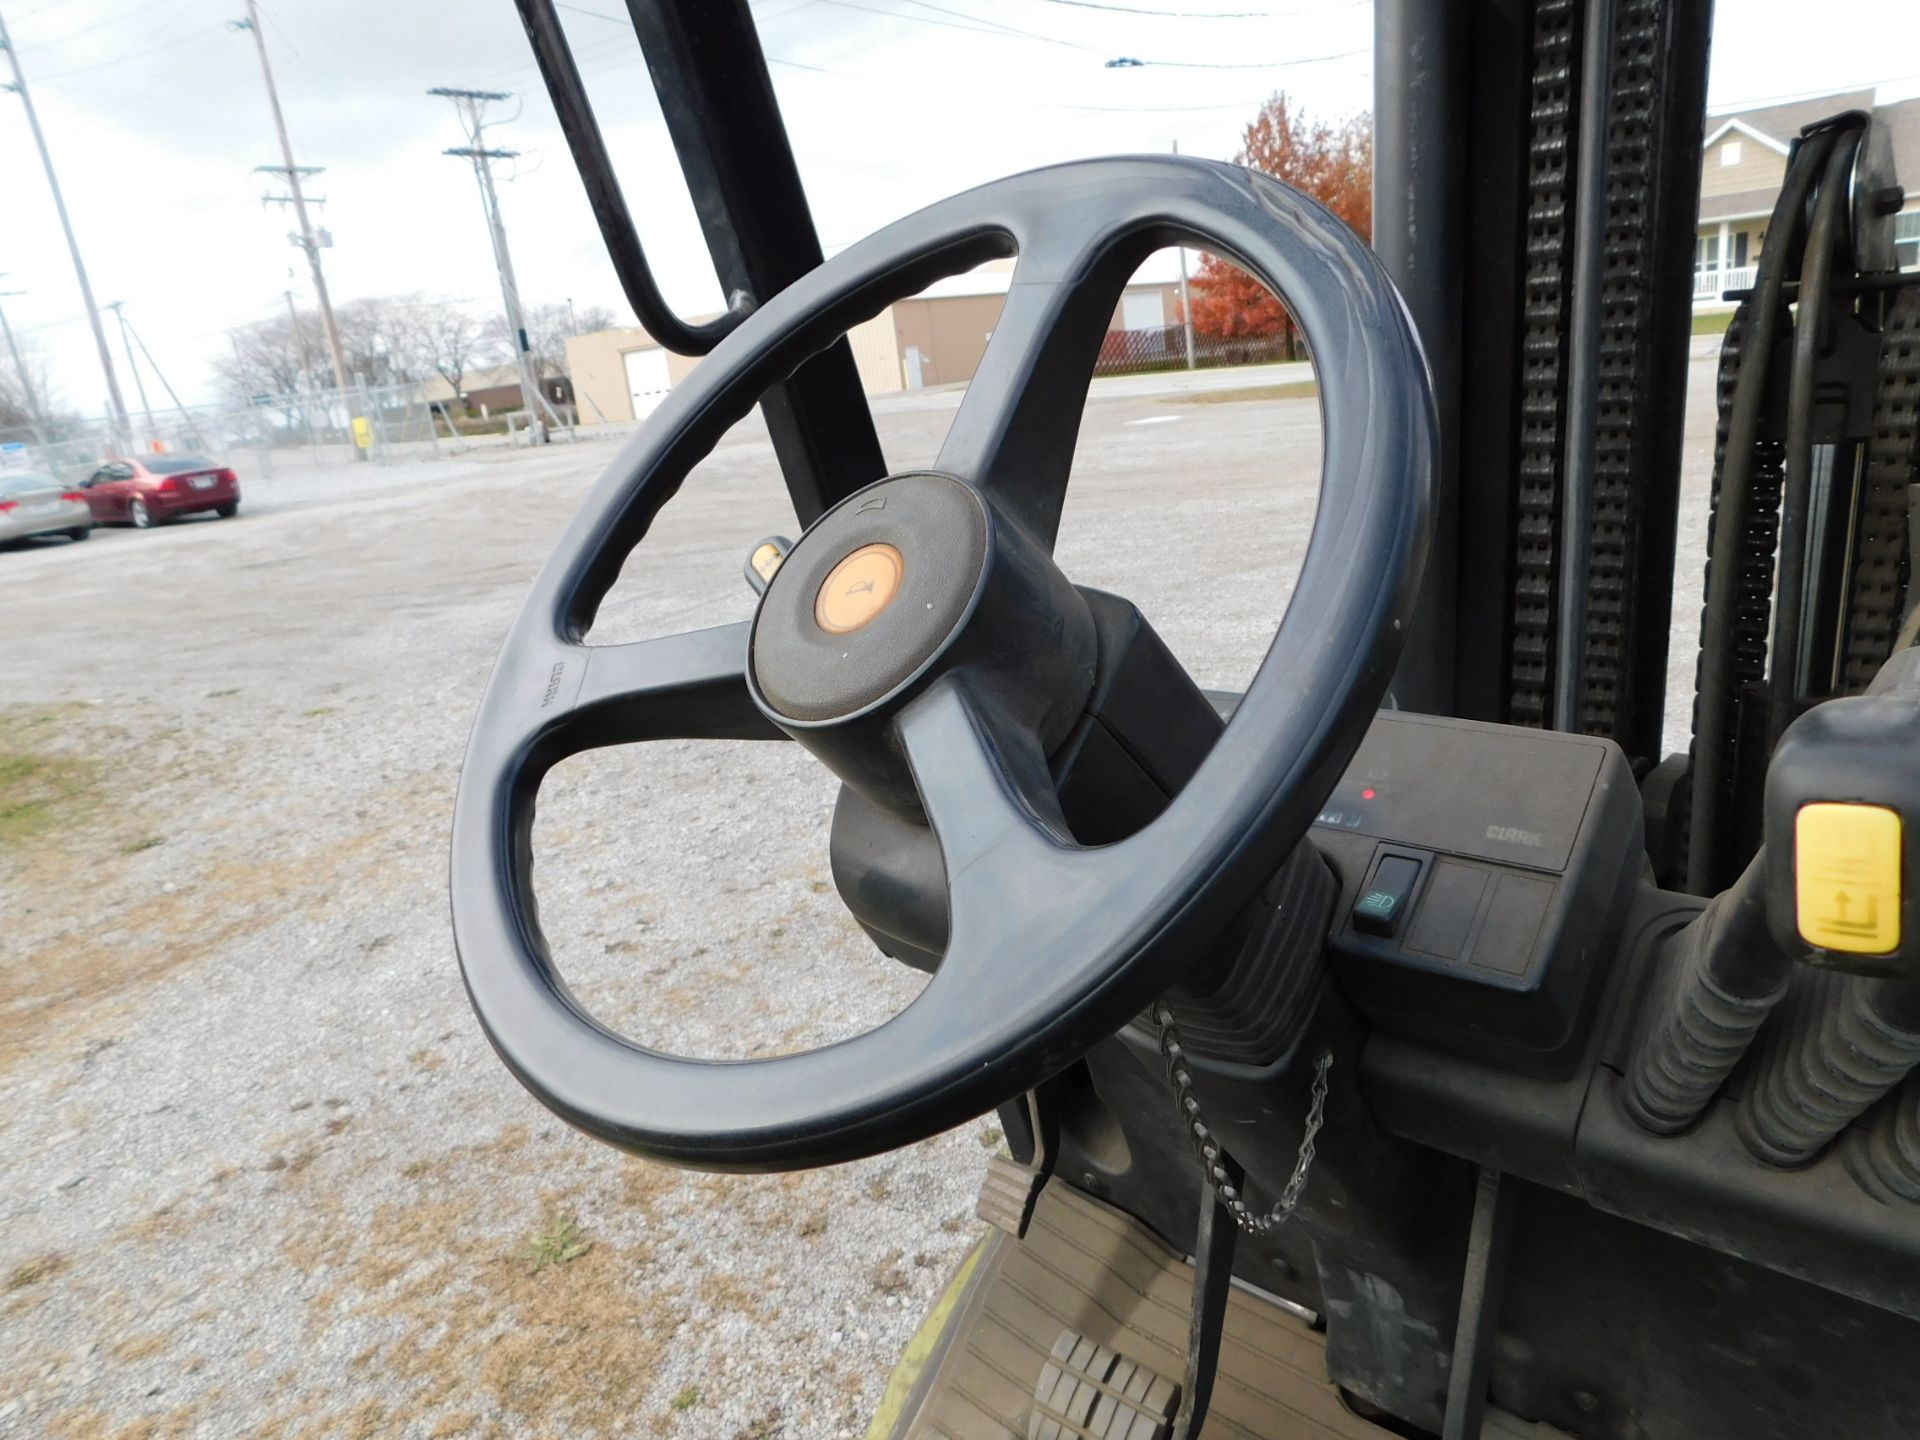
0 350 1719 1438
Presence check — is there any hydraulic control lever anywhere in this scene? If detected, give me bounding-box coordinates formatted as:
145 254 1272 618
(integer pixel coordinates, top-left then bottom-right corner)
1628 650 1920 1137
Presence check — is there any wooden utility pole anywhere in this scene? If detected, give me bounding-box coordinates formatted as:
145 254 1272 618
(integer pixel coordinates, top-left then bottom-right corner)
238 0 357 436
107 301 157 449
432 86 557 444
0 3 131 447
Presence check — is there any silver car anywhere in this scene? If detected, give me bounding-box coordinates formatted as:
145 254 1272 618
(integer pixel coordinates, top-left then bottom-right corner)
0 471 92 546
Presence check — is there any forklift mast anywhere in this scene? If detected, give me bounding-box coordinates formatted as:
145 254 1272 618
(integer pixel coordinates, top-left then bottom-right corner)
1375 0 1709 766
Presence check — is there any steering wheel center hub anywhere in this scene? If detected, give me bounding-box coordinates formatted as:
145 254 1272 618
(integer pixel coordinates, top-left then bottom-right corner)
749 472 989 726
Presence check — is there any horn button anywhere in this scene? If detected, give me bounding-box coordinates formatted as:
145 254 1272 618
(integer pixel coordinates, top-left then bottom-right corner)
750 473 990 725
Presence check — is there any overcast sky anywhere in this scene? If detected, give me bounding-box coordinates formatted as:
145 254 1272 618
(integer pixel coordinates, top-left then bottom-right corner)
2 0 1919 411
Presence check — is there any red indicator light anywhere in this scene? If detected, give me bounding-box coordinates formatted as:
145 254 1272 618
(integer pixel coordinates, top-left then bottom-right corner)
1361 787 1377 801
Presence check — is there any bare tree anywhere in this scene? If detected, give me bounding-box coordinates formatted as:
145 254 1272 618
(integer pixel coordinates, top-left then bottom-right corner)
408 299 485 401
483 300 620 380
0 331 63 439
333 295 426 387
214 311 312 403
574 302 617 336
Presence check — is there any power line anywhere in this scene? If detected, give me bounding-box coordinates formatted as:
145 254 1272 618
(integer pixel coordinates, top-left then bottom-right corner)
21 0 193 52
810 0 1356 69
765 53 1267 112
28 19 216 85
554 1 626 21
812 0 1106 54
1107 45 1365 69
1706 72 1920 114
1032 0 1360 16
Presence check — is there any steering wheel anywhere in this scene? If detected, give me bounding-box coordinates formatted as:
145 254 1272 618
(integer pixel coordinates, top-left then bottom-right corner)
451 155 1433 1172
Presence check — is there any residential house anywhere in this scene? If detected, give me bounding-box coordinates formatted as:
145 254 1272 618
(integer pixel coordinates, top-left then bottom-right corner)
1696 89 1920 306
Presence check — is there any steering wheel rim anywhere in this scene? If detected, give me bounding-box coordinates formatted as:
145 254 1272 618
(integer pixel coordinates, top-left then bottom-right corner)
451 155 1434 1171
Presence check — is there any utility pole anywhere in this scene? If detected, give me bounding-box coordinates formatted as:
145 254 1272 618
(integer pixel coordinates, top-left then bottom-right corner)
107 302 157 449
1172 140 1197 371
0 4 131 448
235 0 360 456
432 86 553 444
121 308 205 448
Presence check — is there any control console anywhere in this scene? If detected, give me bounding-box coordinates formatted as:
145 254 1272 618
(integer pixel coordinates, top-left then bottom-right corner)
1311 713 1643 1075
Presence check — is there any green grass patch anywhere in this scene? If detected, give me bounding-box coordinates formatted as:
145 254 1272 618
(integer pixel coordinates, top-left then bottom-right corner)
1692 308 1736 336
671 1386 701 1412
523 1213 592 1274
0 712 99 851
120 835 165 855
1177 379 1320 404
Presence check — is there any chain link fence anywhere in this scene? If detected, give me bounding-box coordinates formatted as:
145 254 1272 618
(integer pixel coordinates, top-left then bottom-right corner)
0 378 574 484
1093 322 1300 377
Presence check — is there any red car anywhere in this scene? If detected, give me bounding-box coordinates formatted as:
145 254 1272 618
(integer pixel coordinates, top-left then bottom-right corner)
79 455 241 529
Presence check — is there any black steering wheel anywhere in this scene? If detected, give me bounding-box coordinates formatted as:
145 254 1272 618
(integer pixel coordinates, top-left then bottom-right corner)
451 155 1433 1172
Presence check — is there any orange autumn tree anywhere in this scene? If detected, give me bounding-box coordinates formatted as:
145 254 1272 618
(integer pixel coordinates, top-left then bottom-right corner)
1187 93 1373 349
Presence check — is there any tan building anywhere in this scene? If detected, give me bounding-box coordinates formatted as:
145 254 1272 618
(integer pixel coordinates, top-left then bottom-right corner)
562 327 707 426
1696 89 1920 306
848 261 1185 393
564 253 1191 424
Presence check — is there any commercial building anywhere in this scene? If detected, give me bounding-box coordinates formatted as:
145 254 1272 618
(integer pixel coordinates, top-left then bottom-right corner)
564 252 1191 425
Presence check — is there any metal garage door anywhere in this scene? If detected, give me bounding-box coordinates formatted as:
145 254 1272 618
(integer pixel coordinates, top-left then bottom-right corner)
623 347 673 420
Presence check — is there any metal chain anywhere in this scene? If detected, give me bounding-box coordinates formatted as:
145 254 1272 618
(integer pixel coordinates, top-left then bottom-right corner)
1151 1002 1331 1234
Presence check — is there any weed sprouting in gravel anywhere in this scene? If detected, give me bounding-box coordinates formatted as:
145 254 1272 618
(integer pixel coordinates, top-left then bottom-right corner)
6 1252 69 1291
120 835 165 855
523 1213 592 1273
870 1249 910 1296
733 1407 784 1438
671 1385 701 1411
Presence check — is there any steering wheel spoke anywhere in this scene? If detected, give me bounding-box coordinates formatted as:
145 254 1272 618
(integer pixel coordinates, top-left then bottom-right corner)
935 238 1144 552
898 673 1070 884
573 622 782 746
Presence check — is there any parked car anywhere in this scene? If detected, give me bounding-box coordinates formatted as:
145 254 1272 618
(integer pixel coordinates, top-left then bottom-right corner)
78 456 240 529
0 471 92 546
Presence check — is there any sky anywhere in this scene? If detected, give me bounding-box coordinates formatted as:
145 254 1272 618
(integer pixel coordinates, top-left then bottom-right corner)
1 0 1918 412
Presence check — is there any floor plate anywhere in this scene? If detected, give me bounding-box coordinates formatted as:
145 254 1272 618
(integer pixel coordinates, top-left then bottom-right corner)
889 1183 1569 1440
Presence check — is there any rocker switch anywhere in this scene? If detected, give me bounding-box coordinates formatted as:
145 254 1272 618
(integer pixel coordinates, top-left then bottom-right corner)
1354 854 1423 937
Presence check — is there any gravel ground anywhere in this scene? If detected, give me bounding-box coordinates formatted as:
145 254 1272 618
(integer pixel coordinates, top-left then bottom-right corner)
0 351 1719 1439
